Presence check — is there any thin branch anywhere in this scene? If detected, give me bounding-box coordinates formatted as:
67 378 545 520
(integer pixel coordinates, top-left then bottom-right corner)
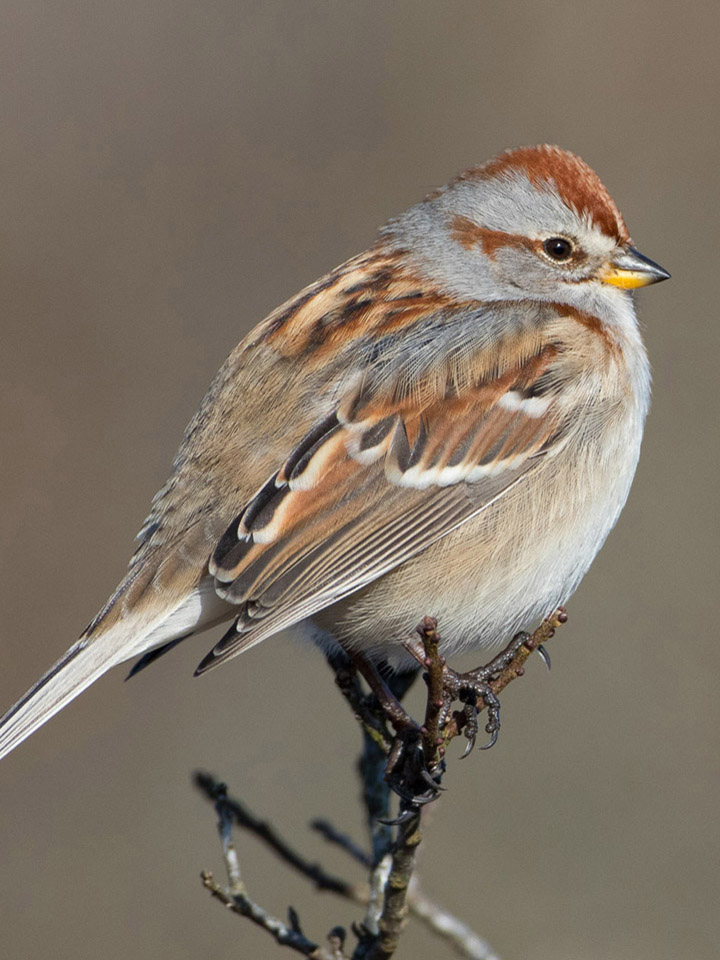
366 811 423 960
200 869 329 957
312 816 500 960
329 653 419 865
442 609 568 744
195 773 361 900
417 616 446 772
201 779 500 960
486 608 567 698
199 781 345 958
311 819 373 868
358 727 395 865
362 854 392 937
407 879 500 960
330 654 393 755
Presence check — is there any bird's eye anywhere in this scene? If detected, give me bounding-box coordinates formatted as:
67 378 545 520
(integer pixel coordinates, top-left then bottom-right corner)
543 237 574 262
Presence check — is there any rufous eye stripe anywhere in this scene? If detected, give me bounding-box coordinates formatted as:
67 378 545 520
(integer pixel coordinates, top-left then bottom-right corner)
450 215 536 258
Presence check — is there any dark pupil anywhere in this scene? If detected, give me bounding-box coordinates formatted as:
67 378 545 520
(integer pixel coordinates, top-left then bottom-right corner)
544 237 572 261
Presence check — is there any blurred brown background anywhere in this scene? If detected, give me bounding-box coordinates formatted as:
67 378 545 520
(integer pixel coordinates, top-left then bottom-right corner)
0 2 717 958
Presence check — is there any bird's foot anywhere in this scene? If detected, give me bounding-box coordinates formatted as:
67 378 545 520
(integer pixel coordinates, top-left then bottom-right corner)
378 723 446 820
381 624 532 810
430 608 567 757
340 609 567 814
438 629 531 757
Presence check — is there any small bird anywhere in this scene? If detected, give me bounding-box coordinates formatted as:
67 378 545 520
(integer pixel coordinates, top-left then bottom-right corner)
0 145 669 761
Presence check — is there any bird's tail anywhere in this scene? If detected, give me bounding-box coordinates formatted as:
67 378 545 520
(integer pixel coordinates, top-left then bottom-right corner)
0 633 132 761
0 579 230 761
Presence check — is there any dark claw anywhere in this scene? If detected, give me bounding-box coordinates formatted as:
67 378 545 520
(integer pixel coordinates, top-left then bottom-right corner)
480 726 499 750
474 685 502 750
377 804 421 826
393 783 438 806
537 643 552 671
386 774 442 807
419 765 446 791
460 734 477 759
383 718 448 807
385 750 438 806
386 777 423 805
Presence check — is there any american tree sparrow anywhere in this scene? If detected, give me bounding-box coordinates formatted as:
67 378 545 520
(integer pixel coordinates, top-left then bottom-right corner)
0 145 669 761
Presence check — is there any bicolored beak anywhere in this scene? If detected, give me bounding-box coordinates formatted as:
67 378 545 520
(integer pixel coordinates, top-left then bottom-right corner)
600 246 670 289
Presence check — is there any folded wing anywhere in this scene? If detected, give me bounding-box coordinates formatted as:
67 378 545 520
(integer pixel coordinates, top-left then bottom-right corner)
199 331 566 673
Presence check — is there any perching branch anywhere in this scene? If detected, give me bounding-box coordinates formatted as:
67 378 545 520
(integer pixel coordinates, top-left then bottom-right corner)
313 818 500 960
360 809 422 960
199 779 350 959
195 774 361 900
196 773 499 959
195 609 567 958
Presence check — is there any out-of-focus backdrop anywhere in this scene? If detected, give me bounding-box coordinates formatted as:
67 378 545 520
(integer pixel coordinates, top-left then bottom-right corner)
1 3 717 958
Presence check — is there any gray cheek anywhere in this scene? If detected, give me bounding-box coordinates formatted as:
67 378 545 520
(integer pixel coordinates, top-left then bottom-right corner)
494 250 610 301
492 249 555 295
447 246 558 302
420 238 510 302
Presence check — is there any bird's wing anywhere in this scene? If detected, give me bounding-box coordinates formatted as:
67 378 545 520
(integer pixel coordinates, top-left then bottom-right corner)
197 325 568 673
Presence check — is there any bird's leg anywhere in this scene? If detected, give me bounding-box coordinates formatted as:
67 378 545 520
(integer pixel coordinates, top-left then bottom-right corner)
343 649 414 734
340 647 441 810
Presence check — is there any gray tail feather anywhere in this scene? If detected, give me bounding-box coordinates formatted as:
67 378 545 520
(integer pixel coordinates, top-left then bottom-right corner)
0 580 235 761
0 634 126 761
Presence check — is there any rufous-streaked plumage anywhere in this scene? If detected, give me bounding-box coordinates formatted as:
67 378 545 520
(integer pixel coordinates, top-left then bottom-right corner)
0 145 669 761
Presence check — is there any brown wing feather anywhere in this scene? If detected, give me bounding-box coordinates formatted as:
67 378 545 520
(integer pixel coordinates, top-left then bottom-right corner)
198 338 565 674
